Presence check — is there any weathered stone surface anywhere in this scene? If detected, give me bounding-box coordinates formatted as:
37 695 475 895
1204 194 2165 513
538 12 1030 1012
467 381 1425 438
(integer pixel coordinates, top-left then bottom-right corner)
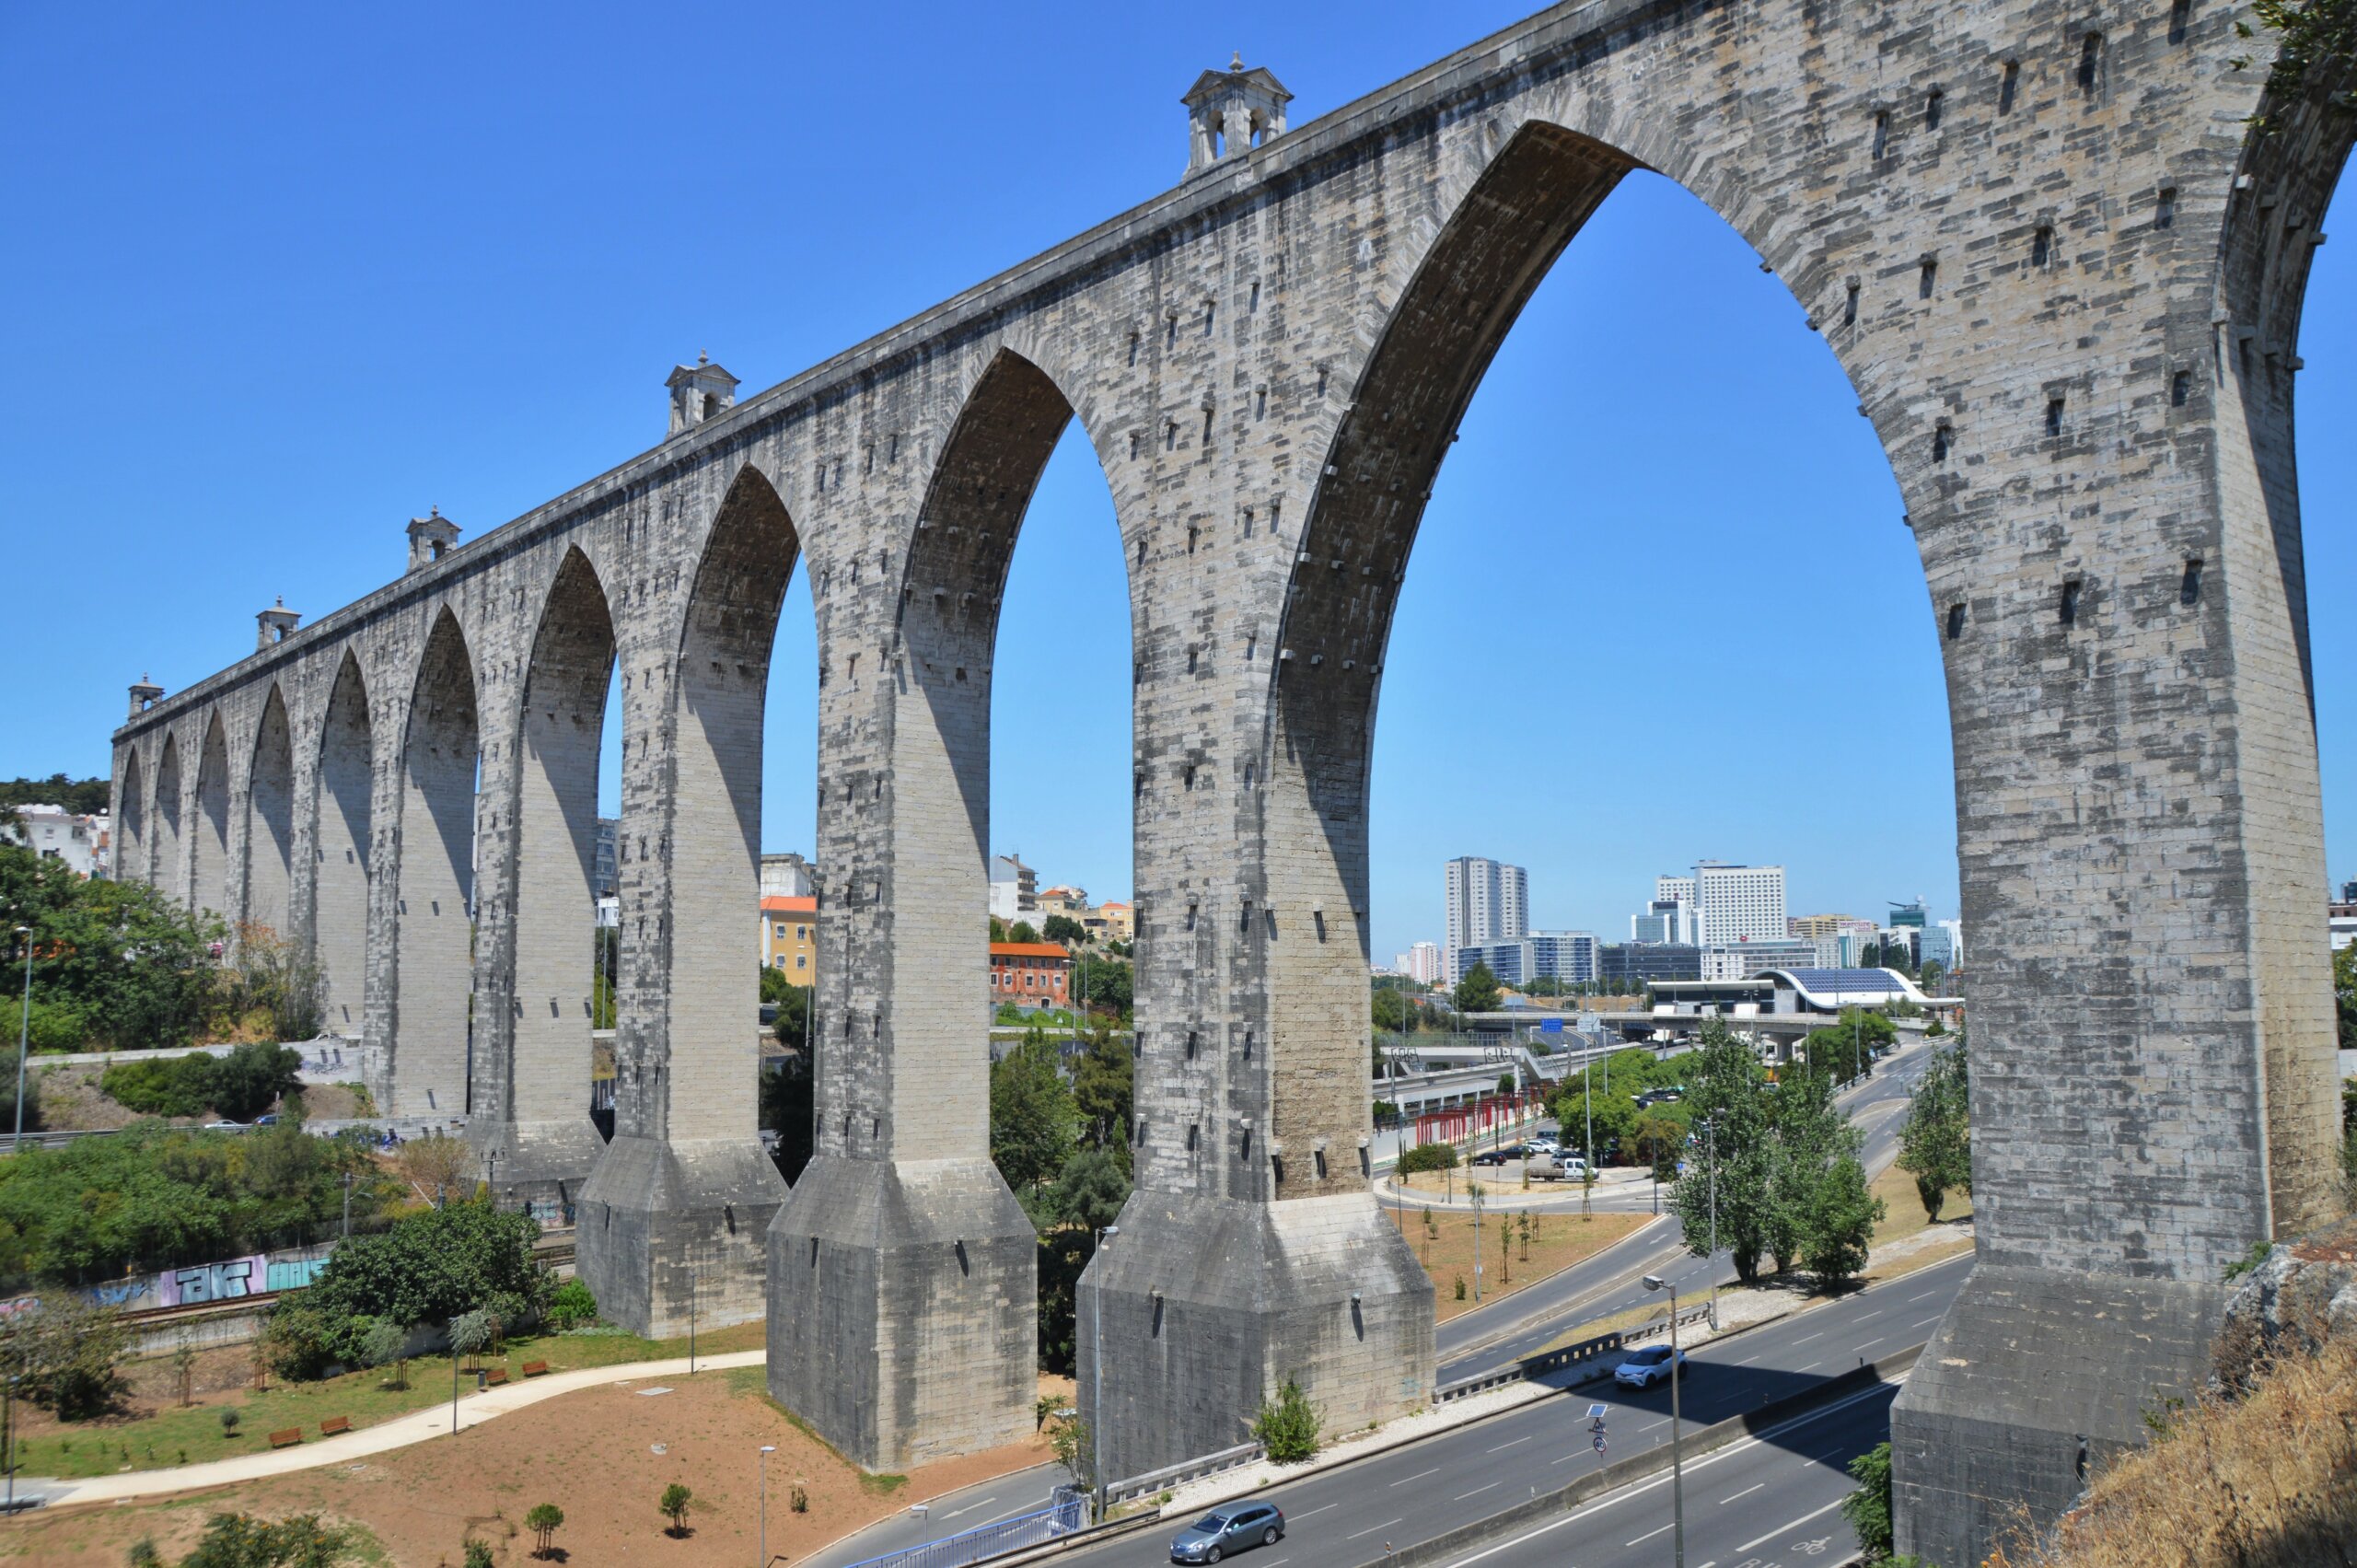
108 4 2348 1554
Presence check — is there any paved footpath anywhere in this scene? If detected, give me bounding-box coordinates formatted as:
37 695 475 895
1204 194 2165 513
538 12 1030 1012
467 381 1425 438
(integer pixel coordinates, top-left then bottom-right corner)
24 1350 769 1508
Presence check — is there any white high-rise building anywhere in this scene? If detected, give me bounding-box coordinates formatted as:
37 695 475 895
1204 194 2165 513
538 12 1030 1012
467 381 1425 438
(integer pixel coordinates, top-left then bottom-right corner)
1653 875 1699 944
1404 941 1444 985
1693 861 1787 947
1445 856 1528 981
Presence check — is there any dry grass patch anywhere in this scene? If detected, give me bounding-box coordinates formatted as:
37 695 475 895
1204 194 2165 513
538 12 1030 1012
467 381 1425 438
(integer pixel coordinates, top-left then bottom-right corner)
1385 1202 1646 1323
1868 1161 1971 1247
1987 1332 2357 1567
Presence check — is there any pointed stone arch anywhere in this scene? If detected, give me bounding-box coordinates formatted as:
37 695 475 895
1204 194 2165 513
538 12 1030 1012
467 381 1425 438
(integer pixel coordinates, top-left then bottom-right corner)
246 684 296 937
117 747 146 889
389 609 480 1117
315 651 374 1035
191 712 232 920
476 545 619 1202
151 733 184 903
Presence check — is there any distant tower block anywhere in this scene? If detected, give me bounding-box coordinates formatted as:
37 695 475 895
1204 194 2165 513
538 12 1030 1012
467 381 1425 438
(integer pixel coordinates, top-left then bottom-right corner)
255 598 300 651
407 507 461 574
1182 52 1291 174
666 353 739 437
127 674 163 718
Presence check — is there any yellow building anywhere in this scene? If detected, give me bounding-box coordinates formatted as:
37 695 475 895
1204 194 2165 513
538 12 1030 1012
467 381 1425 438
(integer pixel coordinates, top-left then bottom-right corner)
762 895 818 979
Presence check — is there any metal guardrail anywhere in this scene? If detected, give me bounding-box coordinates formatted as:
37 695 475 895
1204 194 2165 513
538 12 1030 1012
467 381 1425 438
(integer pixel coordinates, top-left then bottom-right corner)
839 1490 1086 1568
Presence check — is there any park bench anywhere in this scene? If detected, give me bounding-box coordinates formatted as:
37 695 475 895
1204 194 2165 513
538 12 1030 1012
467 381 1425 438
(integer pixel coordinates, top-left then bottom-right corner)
484 1367 511 1387
521 1360 551 1377
268 1428 303 1450
319 1417 351 1437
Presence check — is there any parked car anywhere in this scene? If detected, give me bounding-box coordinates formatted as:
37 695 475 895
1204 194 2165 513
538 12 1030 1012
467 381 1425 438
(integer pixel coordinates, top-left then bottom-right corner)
1170 1503 1285 1563
253 1113 280 1127
203 1120 245 1132
1614 1344 1687 1388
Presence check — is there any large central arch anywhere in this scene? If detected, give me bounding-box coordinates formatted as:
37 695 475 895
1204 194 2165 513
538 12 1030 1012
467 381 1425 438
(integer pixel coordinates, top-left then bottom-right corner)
386 612 478 1117
314 653 373 1036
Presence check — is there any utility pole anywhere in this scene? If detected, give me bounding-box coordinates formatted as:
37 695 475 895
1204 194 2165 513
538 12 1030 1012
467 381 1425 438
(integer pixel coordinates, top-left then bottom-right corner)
13 926 31 1153
1707 1117 1720 1329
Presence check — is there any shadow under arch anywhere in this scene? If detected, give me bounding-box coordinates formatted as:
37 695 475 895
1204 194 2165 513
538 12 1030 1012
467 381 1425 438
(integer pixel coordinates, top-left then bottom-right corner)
476 544 621 1202
389 610 479 1118
151 732 183 903
191 710 232 922
117 746 145 890
246 683 296 937
315 650 373 1034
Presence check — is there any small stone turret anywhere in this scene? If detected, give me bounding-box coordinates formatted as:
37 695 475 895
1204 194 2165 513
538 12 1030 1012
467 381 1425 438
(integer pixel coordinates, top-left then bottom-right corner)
256 598 300 651
1182 53 1291 175
128 674 163 718
667 353 739 437
407 506 460 573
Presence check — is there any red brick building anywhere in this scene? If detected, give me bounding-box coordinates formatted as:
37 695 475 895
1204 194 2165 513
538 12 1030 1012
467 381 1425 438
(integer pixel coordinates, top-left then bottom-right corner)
990 942 1071 1007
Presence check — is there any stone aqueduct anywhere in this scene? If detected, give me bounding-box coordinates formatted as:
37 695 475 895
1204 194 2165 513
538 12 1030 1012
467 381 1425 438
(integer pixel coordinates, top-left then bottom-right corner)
107 3 2348 1560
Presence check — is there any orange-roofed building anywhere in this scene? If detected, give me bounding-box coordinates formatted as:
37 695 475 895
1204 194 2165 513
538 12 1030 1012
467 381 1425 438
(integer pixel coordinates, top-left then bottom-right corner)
761 895 818 979
990 942 1072 1008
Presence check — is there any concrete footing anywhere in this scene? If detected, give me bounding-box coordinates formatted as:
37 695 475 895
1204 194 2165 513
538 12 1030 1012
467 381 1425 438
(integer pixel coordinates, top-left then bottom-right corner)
470 1118 607 1224
575 1135 786 1339
1889 1263 2228 1566
766 1156 1038 1470
1078 1191 1434 1483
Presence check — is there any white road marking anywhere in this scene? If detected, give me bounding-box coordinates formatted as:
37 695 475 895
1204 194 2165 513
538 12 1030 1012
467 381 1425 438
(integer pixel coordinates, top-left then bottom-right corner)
1626 1523 1675 1545
1735 1495 1851 1553
1389 1469 1440 1488
940 1496 997 1520
1293 1504 1338 1520
1855 1337 1884 1353
1795 1360 1822 1372
1454 1482 1502 1502
1912 1316 1943 1329
1735 1355 1759 1365
1485 1434 1534 1453
1718 1484 1763 1504
1908 1289 1939 1302
1344 1518 1404 1541
1793 1332 1825 1345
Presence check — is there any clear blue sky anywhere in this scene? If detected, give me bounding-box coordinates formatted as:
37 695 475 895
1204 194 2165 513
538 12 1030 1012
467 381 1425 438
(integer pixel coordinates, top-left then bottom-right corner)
5 2 2348 963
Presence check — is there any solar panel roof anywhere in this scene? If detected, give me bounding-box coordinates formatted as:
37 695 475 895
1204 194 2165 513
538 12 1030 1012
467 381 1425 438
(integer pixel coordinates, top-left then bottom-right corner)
1786 968 1905 990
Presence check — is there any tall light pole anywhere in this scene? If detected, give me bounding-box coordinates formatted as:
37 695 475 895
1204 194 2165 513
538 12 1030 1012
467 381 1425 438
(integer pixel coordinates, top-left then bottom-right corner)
13 926 31 1153
1642 1275 1686 1568
760 1444 776 1568
1705 1117 1720 1329
1090 1225 1117 1520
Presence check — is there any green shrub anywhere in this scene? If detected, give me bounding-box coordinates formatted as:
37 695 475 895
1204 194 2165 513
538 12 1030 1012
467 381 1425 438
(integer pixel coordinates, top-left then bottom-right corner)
175 1511 360 1568
272 1202 548 1376
544 1277 598 1331
100 1053 217 1118
1252 1377 1321 1463
1397 1142 1459 1175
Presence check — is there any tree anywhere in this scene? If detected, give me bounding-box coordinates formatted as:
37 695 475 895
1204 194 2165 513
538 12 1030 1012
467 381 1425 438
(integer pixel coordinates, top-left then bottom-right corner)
1042 913 1087 946
1008 920 1041 946
358 1318 410 1388
760 1051 816 1184
1839 1443 1897 1561
1454 963 1503 1015
1801 1155 1883 1288
1370 984 1408 1034
1397 1143 1458 1175
761 968 812 1044
0 774 110 816
1764 1066 1852 1275
175 1512 360 1568
449 1307 496 1370
1080 958 1132 1019
660 1482 693 1535
526 1503 565 1558
462 1541 494 1568
0 1045 37 1132
989 1028 1076 1196
274 1201 547 1373
988 914 1008 943
1051 1146 1131 1234
206 1042 304 1121
2336 941 2357 1052
1668 1019 1775 1282
1252 1376 1321 1462
1071 1023 1132 1173
1897 1036 1971 1222
395 1132 474 1203
0 843 220 1051
0 1293 130 1417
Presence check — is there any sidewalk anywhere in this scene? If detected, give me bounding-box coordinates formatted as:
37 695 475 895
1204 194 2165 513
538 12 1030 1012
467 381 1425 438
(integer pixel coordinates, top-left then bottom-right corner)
27 1349 768 1508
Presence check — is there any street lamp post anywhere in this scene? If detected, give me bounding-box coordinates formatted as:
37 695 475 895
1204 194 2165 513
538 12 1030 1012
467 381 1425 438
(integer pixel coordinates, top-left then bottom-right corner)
1090 1225 1118 1520
1643 1275 1686 1568
1706 1119 1719 1329
13 926 32 1153
4 1372 16 1511
760 1444 776 1568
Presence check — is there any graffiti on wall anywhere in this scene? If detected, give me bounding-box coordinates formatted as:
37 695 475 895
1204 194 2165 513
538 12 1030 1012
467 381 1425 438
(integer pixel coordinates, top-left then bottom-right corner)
0 1244 338 1316
158 1255 267 1307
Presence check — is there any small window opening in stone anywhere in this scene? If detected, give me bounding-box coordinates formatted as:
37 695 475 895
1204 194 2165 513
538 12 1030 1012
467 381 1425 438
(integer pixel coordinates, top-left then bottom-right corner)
1166 422 1178 453
1255 388 1268 420
1243 506 1255 536
1925 89 1944 130
2172 370 2191 407
1243 761 1256 787
1137 537 1147 564
1202 407 1215 445
2155 188 2177 229
1128 331 1141 367
1248 280 1260 312
1188 1123 1200 1151
2061 578 2083 626
2169 0 2192 44
815 462 826 493
1316 366 1329 398
889 433 899 463
1188 647 1199 673
1314 1149 1328 1179
1186 1029 1198 1058
2032 226 2052 267
1188 525 1200 554
702 393 719 421
1919 257 1937 299
2046 397 2064 436
1203 300 1215 336
1246 633 1258 660
1932 424 1951 462
1183 764 1196 791
1166 315 1178 349
2078 32 2102 93
1843 282 1860 326
1946 602 1967 641
2180 558 2203 605
2000 59 2019 113
1130 430 1142 459
1871 110 1889 159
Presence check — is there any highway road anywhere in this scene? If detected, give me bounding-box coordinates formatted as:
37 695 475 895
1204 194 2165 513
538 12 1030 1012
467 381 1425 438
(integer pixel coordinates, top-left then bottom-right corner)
825 1249 1968 1568
808 1039 1945 1568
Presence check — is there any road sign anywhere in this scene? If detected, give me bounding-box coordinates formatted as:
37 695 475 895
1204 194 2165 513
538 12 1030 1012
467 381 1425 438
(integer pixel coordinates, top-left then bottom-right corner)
1541 1018 1562 1033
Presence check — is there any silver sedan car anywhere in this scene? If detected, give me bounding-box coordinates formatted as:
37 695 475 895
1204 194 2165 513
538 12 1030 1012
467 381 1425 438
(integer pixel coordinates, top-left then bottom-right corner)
1169 1502 1285 1563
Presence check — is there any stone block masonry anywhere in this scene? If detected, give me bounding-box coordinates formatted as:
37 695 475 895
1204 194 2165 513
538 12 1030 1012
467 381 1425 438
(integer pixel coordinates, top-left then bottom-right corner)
109 5 2348 1562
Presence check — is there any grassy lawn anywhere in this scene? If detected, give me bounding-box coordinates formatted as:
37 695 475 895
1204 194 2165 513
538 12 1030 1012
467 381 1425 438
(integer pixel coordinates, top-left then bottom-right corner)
1869 1160 1972 1245
1385 1202 1648 1323
16 1318 765 1480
